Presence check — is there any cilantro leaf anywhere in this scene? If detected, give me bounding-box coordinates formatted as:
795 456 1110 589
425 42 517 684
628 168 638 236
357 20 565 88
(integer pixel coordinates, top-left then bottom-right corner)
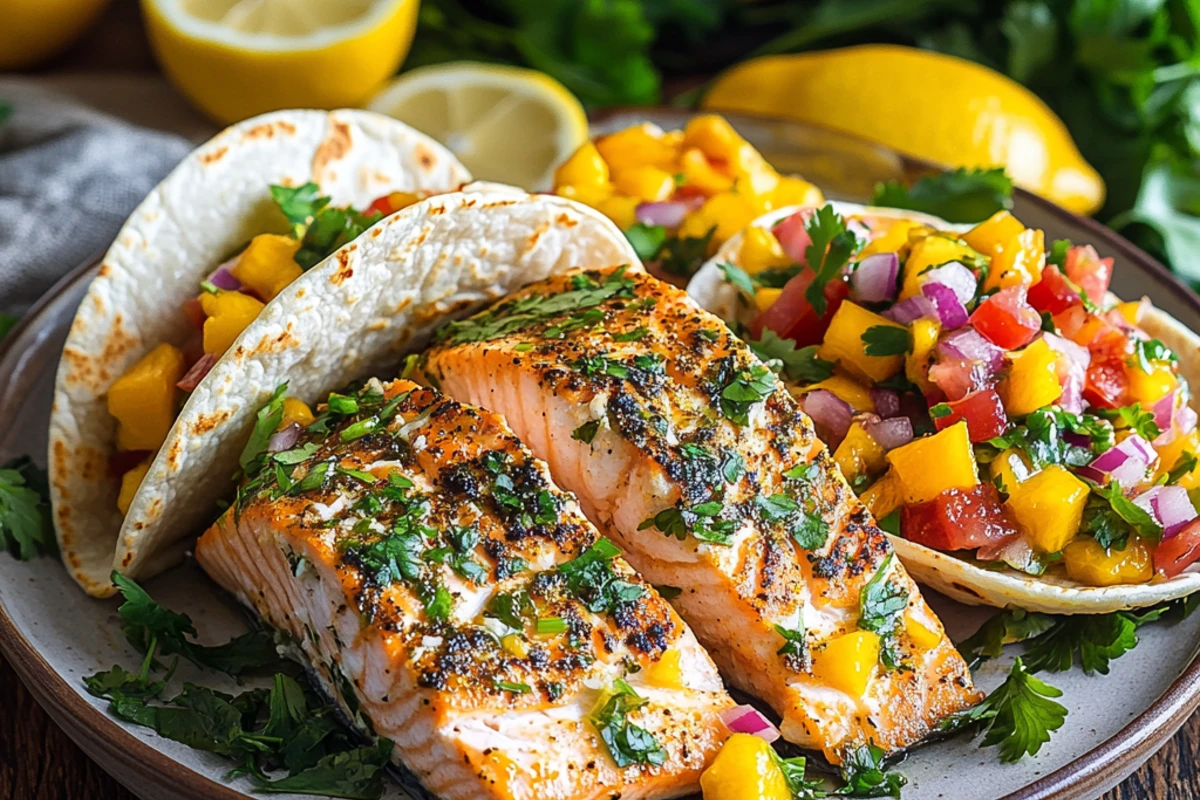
625 222 667 261
857 552 909 669
657 229 716 277
240 383 289 475
802 204 858 316
747 330 836 383
836 743 906 797
860 325 912 356
1096 402 1160 440
588 679 667 768
956 608 1057 668
572 420 601 444
872 168 1014 223
718 363 776 425
1022 613 1139 676
254 739 393 798
1047 239 1072 268
1131 337 1178 374
775 752 825 800
962 658 1068 762
718 261 757 296
1167 451 1198 484
270 183 330 234
1086 482 1162 546
0 457 56 560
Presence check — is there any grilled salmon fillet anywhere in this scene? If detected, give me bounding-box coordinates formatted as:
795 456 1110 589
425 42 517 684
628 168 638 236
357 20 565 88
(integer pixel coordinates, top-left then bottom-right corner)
422 266 982 763
196 378 733 800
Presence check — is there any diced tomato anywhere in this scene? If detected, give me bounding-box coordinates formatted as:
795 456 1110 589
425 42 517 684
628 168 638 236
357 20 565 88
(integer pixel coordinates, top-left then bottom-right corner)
1064 244 1113 306
1052 303 1089 341
928 357 993 402
901 483 1020 551
1154 519 1200 578
970 286 1041 350
1027 265 1080 315
182 297 206 330
771 209 814 264
749 271 849 347
1083 328 1131 409
109 449 151 477
933 389 1009 442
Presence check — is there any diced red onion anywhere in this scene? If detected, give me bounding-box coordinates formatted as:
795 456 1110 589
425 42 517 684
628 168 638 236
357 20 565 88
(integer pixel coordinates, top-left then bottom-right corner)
1042 332 1090 415
267 422 303 453
1078 434 1157 488
772 209 815 264
921 282 969 329
206 256 242 291
870 387 901 418
1135 485 1198 538
636 201 690 229
1151 390 1196 443
979 534 1039 574
938 328 1006 374
800 389 853 448
1064 431 1092 449
176 353 216 392
864 416 914 451
850 253 899 303
719 705 781 743
884 294 936 324
921 262 977 306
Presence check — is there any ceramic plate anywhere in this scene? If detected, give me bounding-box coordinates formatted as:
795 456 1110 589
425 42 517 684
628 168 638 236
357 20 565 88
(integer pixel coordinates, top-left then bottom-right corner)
4 110 1200 800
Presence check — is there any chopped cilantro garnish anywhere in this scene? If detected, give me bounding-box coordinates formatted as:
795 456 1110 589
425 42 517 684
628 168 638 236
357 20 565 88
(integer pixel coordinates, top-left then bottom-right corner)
860 325 912 356
747 330 835 384
947 657 1067 763
717 261 756 297
988 408 1112 469
718 362 775 425
1131 338 1178 373
612 326 648 342
1081 482 1162 550
495 679 531 694
774 621 809 669
1047 239 1072 268
857 552 909 670
0 457 55 561
571 420 601 444
838 743 907 797
240 383 289 475
871 167 1014 224
757 493 799 520
803 204 858 316
1167 451 1198 484
588 679 667 768
1095 402 1160 440
558 538 645 614
657 228 716 277
624 222 667 262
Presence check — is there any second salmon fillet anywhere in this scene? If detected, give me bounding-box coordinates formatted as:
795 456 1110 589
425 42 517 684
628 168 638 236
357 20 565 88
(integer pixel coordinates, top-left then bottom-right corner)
423 266 982 763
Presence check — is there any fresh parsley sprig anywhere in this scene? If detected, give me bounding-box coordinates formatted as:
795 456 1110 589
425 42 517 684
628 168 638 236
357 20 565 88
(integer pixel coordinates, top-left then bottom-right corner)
948 657 1068 763
0 456 56 561
803 204 858 316
747 330 836 384
872 168 1014 224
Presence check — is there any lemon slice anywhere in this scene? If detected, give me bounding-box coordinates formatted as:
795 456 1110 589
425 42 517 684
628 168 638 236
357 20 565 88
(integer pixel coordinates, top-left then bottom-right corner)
142 0 419 123
367 62 589 190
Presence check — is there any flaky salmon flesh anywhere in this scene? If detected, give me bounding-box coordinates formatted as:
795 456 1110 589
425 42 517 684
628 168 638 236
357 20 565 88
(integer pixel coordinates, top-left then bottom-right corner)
196 379 733 800
423 266 982 764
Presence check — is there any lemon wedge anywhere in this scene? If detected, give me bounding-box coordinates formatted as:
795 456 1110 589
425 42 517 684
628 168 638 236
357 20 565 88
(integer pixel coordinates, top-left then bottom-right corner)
367 62 589 190
141 0 418 123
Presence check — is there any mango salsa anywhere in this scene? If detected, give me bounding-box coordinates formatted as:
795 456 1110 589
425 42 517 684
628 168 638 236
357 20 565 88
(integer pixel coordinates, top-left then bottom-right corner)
595 123 678 171
200 289 266 356
1127 364 1177 407
553 141 610 189
281 397 315 428
818 302 906 383
812 630 881 697
1063 537 1153 586
679 192 758 244
861 471 905 520
963 210 1025 256
984 227 1045 291
1004 465 1089 553
701 734 791 800
682 114 741 161
754 287 783 313
613 165 675 203
108 343 186 452
117 458 152 515
906 317 941 395
739 226 792 275
834 422 887 483
887 421 978 504
595 195 641 230
231 233 303 302
999 338 1062 416
860 218 922 257
644 647 684 689
797 374 874 411
680 147 734 193
991 447 1036 493
899 235 981 299
1155 431 1200 490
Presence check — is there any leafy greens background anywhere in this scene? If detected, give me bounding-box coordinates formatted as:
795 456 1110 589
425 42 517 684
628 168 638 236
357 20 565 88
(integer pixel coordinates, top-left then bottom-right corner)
406 0 1200 286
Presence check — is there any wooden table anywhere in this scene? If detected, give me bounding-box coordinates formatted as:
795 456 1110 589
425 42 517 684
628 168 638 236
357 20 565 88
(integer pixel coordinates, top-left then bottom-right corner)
1 2 1197 798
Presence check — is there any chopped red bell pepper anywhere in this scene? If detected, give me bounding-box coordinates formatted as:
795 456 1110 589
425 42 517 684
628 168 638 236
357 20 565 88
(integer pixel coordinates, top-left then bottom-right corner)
1064 244 1113 306
901 483 1020 551
969 286 1042 350
748 270 848 346
1027 265 1080 314
932 389 1009 442
1154 519 1200 578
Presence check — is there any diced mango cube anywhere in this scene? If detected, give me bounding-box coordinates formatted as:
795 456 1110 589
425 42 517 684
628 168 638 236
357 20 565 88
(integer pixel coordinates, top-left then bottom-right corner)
904 611 943 650
963 210 1026 256
595 123 677 172
999 338 1063 416
117 459 152 516
554 141 610 189
594 194 641 230
199 290 265 357
861 471 905 519
818 302 906 383
991 447 1036 493
764 176 823 211
812 630 880 697
500 634 529 658
680 147 734 194
1127 364 1177 407
729 142 779 197
861 218 923 257
555 182 613 207
644 647 684 689
1116 300 1146 325
701 734 792 800
984 227 1045 292
108 343 185 452
231 234 302 302
797 374 874 411
1004 465 1089 553
887 421 978 504
613 165 675 203
1063 537 1153 586
754 287 782 313
682 114 743 161
906 317 941 395
739 226 792 275
834 422 887 483
281 397 315 428
679 192 756 244
1155 431 1200 489
900 235 982 299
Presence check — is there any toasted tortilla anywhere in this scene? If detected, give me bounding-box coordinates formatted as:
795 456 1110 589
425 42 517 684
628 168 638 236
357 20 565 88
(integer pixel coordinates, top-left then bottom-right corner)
688 201 1200 613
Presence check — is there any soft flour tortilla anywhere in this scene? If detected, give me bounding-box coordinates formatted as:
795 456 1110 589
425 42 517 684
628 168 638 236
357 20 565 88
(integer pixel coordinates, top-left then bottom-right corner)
688 201 1200 613
56 184 637 597
49 108 475 596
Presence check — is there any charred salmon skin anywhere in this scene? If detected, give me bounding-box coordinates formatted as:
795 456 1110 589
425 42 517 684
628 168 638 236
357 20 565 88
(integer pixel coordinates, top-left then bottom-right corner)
196 378 733 800
422 266 982 763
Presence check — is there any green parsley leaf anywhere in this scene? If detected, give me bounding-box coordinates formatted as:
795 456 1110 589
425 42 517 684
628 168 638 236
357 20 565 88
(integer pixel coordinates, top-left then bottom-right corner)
718 260 757 296
718 363 776 425
775 752 825 799
758 493 799 520
956 608 1056 668
558 538 645 614
1023 613 1140 676
871 167 1014 224
803 204 858 316
836 742 906 797
240 383 289 474
572 420 601 444
860 325 913 356
253 738 394 798
747 330 836 384
774 621 809 668
857 552 909 670
270 182 330 234
1131 338 1178 374
588 679 667 768
0 457 56 560
1167 451 1198 484
1096 402 1160 440
625 222 667 261
962 657 1068 763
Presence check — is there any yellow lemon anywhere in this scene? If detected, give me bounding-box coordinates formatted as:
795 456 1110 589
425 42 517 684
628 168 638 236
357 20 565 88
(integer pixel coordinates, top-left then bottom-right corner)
704 45 1104 215
0 0 109 69
141 0 418 124
367 62 589 190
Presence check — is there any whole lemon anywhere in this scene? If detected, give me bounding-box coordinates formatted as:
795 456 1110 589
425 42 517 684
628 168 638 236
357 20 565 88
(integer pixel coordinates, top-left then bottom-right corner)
0 0 110 69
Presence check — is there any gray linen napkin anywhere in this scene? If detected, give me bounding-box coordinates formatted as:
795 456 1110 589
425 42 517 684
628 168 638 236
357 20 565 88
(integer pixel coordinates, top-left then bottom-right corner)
0 81 192 316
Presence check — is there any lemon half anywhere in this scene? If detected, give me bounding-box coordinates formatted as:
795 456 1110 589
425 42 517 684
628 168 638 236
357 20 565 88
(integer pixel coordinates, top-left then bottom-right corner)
367 62 589 190
142 0 418 123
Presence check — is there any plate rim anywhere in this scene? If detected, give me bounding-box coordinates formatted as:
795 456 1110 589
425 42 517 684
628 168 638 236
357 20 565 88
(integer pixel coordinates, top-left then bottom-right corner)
3 114 1200 800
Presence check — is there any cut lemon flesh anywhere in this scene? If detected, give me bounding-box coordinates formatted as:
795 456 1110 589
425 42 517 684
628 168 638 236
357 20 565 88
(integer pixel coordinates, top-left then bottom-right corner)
142 0 418 123
367 62 589 190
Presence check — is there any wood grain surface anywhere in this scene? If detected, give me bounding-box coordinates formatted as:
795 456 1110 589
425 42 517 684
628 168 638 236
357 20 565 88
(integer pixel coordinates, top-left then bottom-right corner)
1 1 1195 798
